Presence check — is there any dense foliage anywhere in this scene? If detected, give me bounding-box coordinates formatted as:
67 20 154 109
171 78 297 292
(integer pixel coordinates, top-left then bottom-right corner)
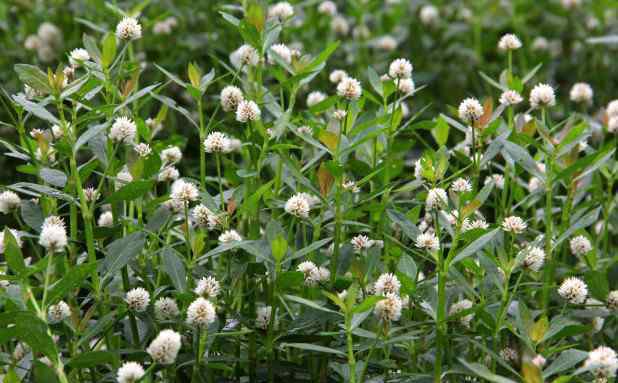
0 1 617 382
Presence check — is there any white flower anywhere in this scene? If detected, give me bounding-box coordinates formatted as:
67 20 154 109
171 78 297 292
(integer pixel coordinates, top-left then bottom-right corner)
285 193 311 218
462 218 489 232
498 34 522 51
158 166 180 182
39 216 68 252
329 69 348 84
116 17 142 40
376 35 398 51
24 35 41 50
449 299 474 328
333 109 347 120
426 188 448 210
194 276 220 298
232 44 260 67
501 216 527 234
219 229 242 244
570 82 593 103
561 0 582 9
307 91 327 107
374 273 401 296
583 346 617 379
97 211 113 227
236 100 261 122
331 16 349 35
154 297 179 320
350 235 374 253
415 232 440 251
268 43 292 65
374 293 402 321
126 287 150 312
187 297 216 328
485 174 505 189
153 17 177 35
607 290 618 310
204 131 232 153
528 177 543 192
268 2 294 20
110 117 137 144
318 1 337 16
458 98 484 123
521 246 545 272
607 100 618 118
336 77 362 100
38 22 61 45
570 235 592 256
170 179 199 204
0 191 21 214
609 116 618 134
47 301 71 324
69 48 90 66
256 306 273 330
342 180 360 193
499 90 523 106
532 36 549 51
0 228 22 254
397 78 415 94
160 146 182 164
558 277 588 304
147 329 182 365
530 83 556 108
419 5 439 25
220 86 244 112
297 261 317 280
133 143 151 157
450 178 472 193
389 58 413 79
297 125 313 135
500 347 519 364
83 187 99 202
532 354 547 368
117 362 145 383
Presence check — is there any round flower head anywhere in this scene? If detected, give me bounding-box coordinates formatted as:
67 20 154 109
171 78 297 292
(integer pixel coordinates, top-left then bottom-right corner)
569 235 592 256
204 131 232 153
561 0 582 9
297 260 317 280
331 16 350 35
0 191 21 214
501 216 527 234
38 22 62 45
583 346 617 379
220 86 244 112
236 100 261 122
306 91 326 107
39 216 68 252
0 228 22 254
521 246 545 272
419 5 439 25
133 143 151 157
97 211 113 227
607 100 618 118
333 109 347 120
389 58 413 79
462 218 489 232
458 98 484 123
47 301 71 324
485 174 505 189
374 273 401 296
285 193 311 218
398 78 415 94
186 297 216 328
110 116 137 144
376 35 398 51
160 146 182 164
147 329 182 365
529 83 556 108
374 293 402 322
232 44 260 67
116 17 142 40
449 299 474 328
426 188 448 210
498 34 522 51
609 116 618 134
607 290 618 310
451 178 472 193
499 90 523 106
336 77 362 100
500 347 519 364
158 166 180 182
268 43 292 65
154 297 179 320
318 1 337 16
558 277 588 304
117 361 145 383
570 82 593 104
268 2 294 21
329 69 348 83
219 229 242 244
69 48 90 66
170 179 199 204
532 354 546 368
350 235 374 253
415 232 440 251
194 276 220 298
126 287 150 312
256 306 273 330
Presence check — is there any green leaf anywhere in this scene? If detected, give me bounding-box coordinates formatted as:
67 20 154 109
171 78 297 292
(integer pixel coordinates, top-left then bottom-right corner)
585 270 609 301
161 247 187 291
300 41 340 75
3 229 26 277
21 200 44 232
449 228 499 266
39 168 67 188
100 232 146 281
15 64 52 94
543 349 587 378
67 351 116 368
12 94 59 124
281 343 345 357
352 295 384 314
459 359 518 383
105 180 153 203
387 209 421 240
47 263 96 303
397 254 417 280
271 234 288 263
431 116 450 146
74 123 108 154
101 33 117 69
277 271 303 290
284 294 340 315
